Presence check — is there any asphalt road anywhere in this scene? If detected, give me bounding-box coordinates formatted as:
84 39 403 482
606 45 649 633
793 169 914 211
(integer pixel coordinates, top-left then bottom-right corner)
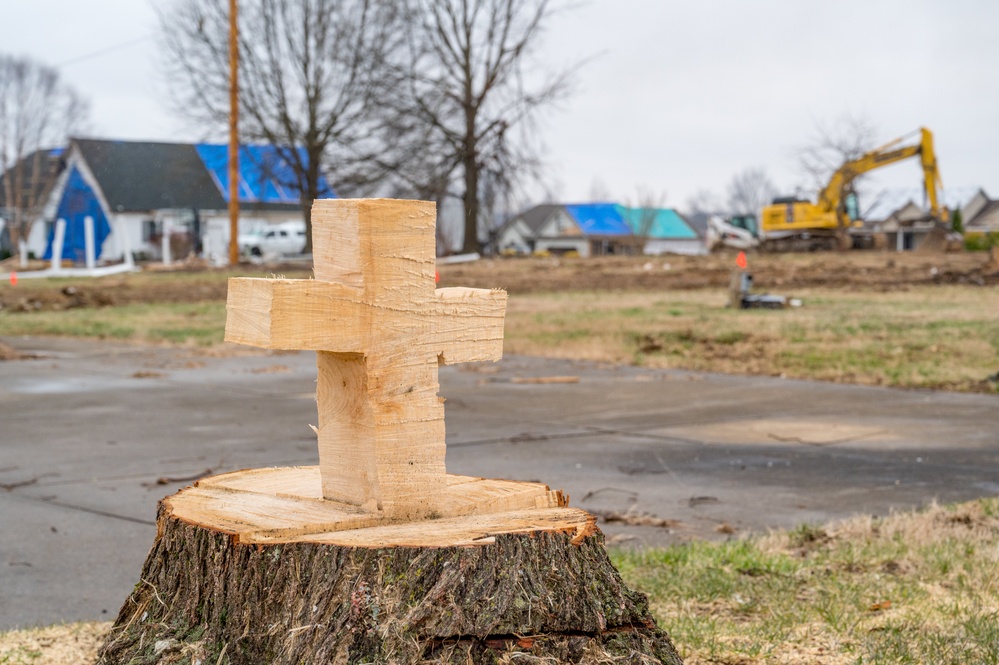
1 336 997 630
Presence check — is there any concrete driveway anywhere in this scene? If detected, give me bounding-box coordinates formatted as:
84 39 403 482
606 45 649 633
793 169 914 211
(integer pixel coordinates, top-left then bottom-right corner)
1 336 997 629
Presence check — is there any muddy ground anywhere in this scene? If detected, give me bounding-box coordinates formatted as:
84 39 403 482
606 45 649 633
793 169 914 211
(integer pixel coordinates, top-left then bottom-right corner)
1 250 998 313
442 249 999 294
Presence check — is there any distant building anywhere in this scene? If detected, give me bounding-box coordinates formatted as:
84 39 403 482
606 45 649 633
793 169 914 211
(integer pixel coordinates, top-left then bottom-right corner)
962 189 999 235
495 204 563 255
0 148 66 258
497 202 704 257
621 206 703 256
10 138 334 263
863 185 982 251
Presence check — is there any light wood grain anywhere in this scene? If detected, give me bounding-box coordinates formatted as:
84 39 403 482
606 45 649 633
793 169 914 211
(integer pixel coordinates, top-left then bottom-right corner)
166 466 570 546
224 199 512 520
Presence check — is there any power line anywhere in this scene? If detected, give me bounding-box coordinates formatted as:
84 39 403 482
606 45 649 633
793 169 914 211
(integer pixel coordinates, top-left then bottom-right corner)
55 35 151 68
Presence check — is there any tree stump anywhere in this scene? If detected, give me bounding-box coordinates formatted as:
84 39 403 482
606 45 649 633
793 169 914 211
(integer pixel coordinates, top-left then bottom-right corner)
96 468 682 664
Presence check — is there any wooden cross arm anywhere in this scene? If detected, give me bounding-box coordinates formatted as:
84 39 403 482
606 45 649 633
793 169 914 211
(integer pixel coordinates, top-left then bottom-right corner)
225 279 507 361
433 287 507 364
225 278 368 350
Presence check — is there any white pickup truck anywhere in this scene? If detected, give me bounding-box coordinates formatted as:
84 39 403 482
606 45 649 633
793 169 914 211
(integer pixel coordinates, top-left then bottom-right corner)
238 221 307 258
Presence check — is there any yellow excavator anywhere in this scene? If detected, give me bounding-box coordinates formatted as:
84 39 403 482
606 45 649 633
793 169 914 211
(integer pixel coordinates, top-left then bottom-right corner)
757 127 946 251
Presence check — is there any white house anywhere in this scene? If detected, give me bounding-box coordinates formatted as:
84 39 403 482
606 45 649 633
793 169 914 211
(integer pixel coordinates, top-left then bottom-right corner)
497 203 704 257
20 138 333 264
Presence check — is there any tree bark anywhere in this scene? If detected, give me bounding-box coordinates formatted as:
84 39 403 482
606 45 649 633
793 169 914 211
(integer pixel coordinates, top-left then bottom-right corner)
462 132 480 255
96 486 682 664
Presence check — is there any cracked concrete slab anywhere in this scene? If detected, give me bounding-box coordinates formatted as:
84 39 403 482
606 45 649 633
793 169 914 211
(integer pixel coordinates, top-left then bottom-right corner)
1 335 998 629
661 419 894 447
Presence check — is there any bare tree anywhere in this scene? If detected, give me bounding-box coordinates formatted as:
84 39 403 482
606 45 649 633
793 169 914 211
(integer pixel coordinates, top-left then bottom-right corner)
626 185 666 234
684 187 725 216
726 167 776 216
158 0 405 251
587 177 612 203
394 0 577 254
798 113 879 195
0 54 87 260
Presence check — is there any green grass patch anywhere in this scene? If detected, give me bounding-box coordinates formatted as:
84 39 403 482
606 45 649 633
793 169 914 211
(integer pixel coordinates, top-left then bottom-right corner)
0 302 226 346
612 498 999 664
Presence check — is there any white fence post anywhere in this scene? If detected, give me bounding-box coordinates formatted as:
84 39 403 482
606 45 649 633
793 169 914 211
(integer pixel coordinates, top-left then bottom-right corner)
162 220 172 266
51 219 66 273
84 216 96 270
119 217 135 268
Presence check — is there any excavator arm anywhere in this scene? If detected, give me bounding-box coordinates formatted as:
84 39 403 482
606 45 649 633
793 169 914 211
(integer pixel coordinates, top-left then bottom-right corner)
758 127 947 251
817 128 944 225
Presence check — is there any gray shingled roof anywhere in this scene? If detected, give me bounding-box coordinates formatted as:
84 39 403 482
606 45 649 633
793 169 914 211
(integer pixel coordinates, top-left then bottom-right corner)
968 199 999 228
0 148 65 210
73 138 227 212
680 211 710 239
515 204 562 232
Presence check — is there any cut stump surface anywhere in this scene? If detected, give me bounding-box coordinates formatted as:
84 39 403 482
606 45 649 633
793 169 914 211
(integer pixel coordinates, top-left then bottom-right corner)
96 469 683 664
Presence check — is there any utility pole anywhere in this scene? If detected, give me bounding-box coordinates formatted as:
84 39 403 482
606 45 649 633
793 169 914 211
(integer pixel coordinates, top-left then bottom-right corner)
227 0 240 266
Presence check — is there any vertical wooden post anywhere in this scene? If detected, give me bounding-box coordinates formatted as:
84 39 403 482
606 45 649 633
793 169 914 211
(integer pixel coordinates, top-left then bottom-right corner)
224 199 511 520
227 0 240 266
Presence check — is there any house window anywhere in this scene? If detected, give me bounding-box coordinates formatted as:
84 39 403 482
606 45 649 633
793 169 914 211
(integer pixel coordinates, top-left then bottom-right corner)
143 219 160 242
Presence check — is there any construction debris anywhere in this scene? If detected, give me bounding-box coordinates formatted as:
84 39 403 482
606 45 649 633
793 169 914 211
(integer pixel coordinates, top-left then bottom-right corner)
728 269 802 309
510 376 580 384
589 508 681 529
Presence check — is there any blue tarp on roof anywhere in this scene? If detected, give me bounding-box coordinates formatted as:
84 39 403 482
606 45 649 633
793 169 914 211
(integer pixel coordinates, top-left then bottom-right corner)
44 166 111 261
619 206 697 239
194 144 336 204
563 203 632 236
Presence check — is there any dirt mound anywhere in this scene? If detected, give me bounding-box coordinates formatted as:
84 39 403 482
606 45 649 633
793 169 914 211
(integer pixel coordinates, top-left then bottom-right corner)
0 273 234 313
438 251 999 294
1 253 997 315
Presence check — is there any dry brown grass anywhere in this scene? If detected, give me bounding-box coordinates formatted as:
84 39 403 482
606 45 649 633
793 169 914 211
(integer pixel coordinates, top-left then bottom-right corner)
0 622 110 665
503 286 999 392
3 255 998 391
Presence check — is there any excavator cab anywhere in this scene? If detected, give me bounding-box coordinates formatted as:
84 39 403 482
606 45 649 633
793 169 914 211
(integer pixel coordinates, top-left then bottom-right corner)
728 214 759 237
843 192 860 222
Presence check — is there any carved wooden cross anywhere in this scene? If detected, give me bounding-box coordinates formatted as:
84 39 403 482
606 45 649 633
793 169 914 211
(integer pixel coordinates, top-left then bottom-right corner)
225 199 506 520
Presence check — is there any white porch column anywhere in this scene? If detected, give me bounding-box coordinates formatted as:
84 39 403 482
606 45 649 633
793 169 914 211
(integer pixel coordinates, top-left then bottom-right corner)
50 219 66 273
84 216 96 270
119 217 135 268
162 219 172 266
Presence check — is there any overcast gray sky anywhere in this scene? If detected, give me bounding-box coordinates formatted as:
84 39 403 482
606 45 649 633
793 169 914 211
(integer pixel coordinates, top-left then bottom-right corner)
6 0 998 210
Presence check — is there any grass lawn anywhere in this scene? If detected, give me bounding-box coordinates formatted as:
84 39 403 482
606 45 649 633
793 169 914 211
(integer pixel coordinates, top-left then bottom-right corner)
0 301 227 346
504 286 999 393
612 497 999 664
2 277 998 392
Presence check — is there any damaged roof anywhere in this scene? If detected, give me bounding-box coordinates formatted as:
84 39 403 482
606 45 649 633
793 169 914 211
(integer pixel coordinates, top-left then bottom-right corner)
74 139 227 212
70 138 334 213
